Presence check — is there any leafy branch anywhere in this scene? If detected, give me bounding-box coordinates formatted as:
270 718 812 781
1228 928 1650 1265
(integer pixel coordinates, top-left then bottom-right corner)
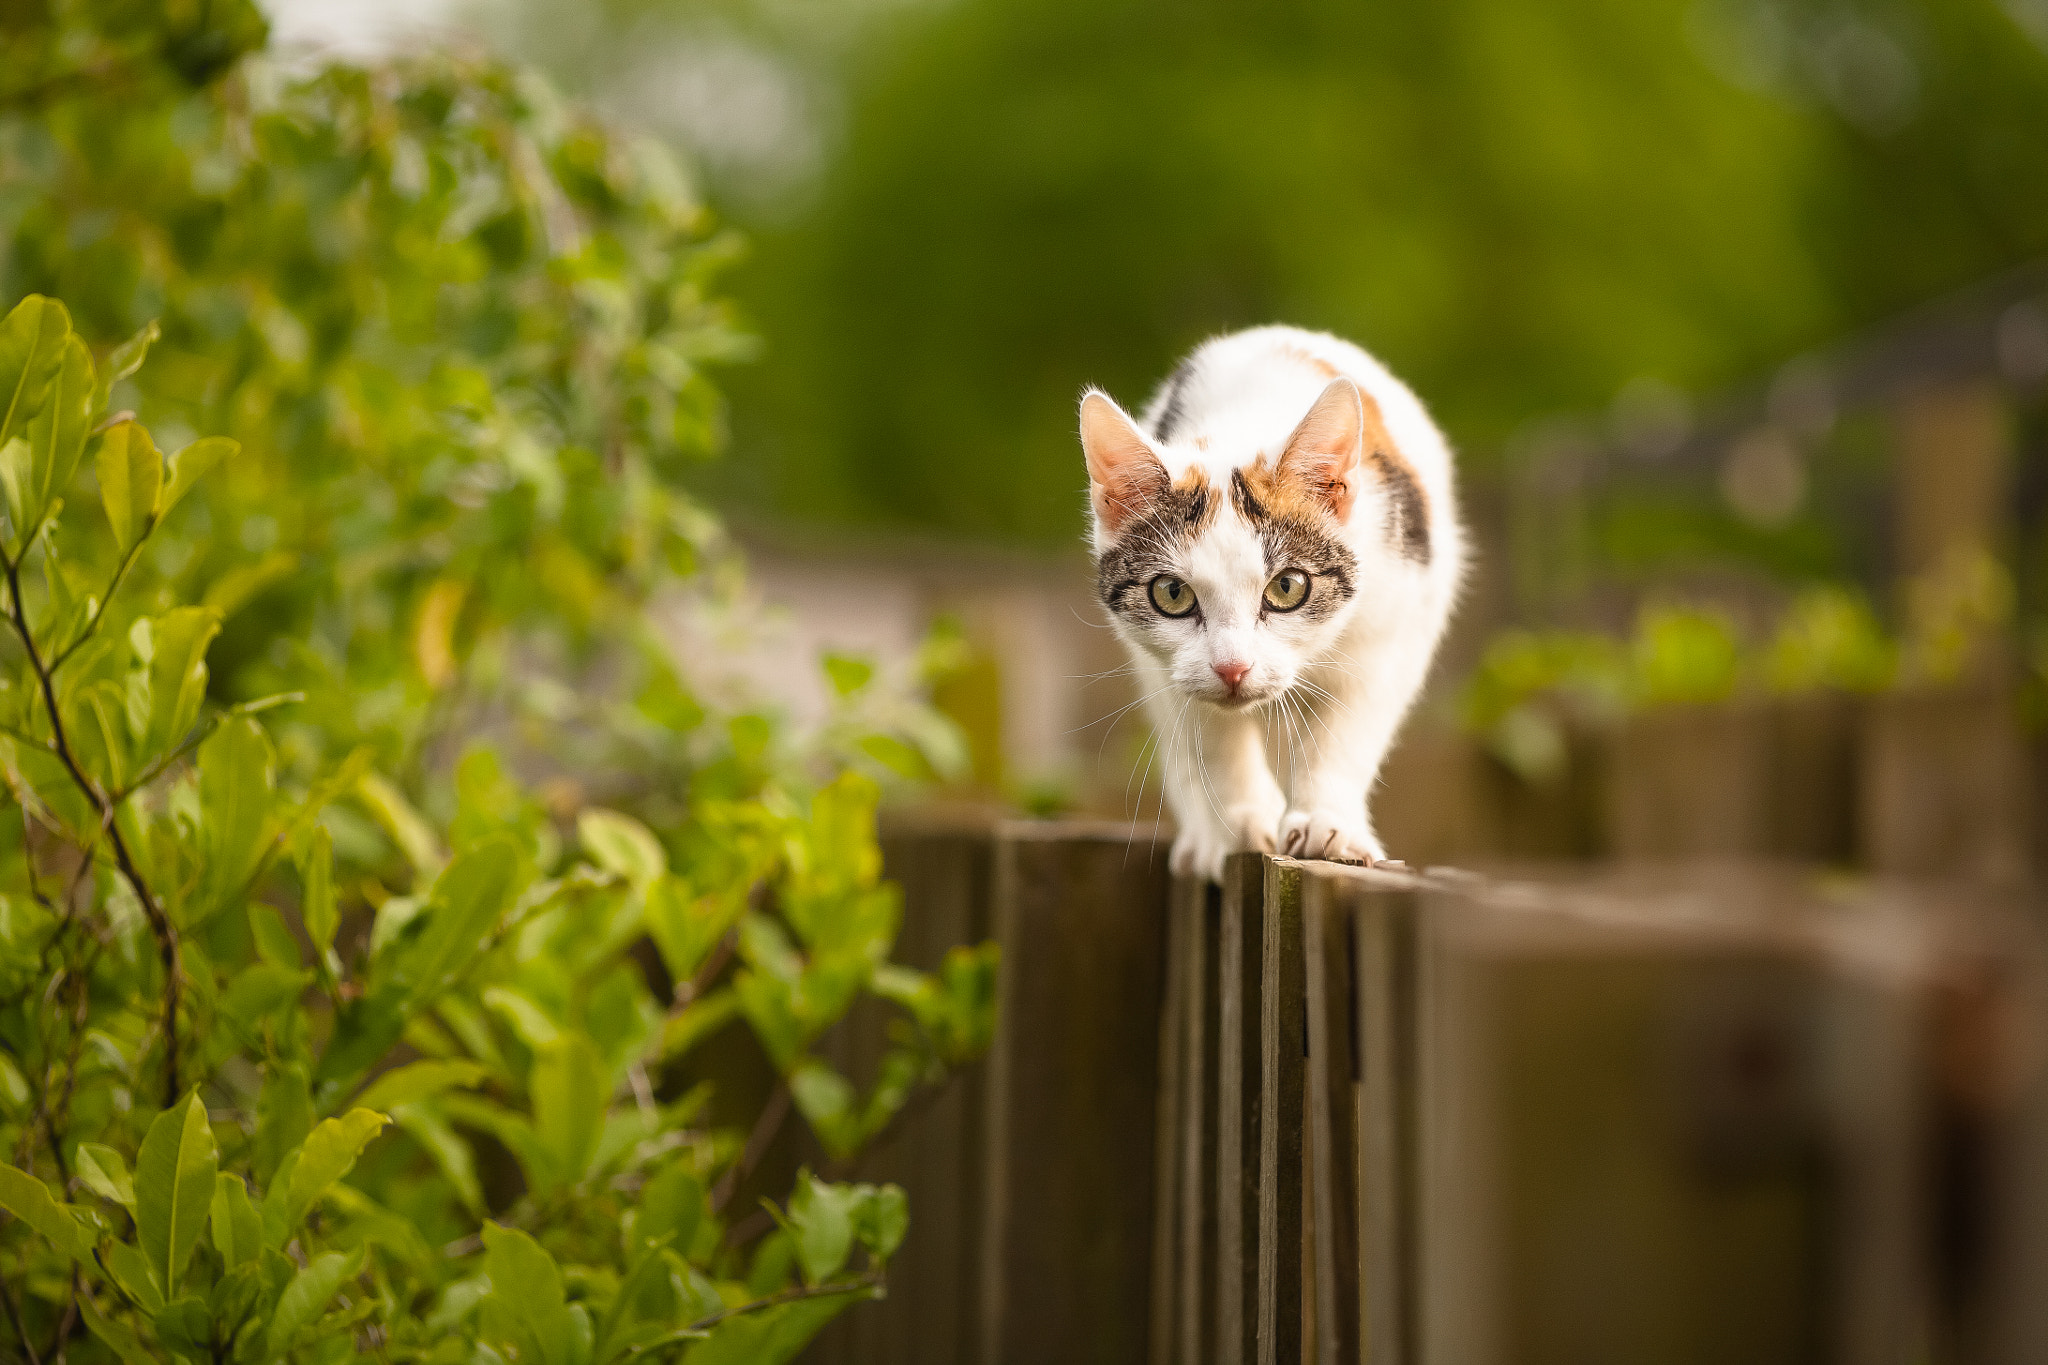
1 549 184 1107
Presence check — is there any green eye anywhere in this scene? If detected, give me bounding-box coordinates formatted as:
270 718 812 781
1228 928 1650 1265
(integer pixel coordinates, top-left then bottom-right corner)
1149 576 1198 618
1264 570 1310 611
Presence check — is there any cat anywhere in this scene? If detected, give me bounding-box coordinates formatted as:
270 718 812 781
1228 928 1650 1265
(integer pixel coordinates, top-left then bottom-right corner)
1081 325 1464 880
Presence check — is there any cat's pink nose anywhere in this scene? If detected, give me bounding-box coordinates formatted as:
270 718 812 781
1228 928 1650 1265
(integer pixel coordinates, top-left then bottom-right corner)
1213 660 1251 693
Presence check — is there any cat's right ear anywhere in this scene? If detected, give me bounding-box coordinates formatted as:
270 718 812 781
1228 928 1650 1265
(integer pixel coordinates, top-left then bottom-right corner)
1080 389 1169 539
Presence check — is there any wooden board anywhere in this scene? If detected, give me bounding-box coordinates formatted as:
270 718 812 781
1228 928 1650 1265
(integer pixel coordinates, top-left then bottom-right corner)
978 822 1174 1365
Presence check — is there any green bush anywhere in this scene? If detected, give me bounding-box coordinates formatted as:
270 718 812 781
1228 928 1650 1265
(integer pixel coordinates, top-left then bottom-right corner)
6 12 992 1357
0 292 996 1361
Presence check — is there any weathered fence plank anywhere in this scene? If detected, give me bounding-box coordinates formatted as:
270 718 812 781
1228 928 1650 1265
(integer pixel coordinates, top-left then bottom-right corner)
1151 873 1191 1365
811 823 996 1365
1256 858 1306 1365
978 823 1173 1365
1302 873 1361 1365
1217 852 1268 1365
1179 879 1224 1364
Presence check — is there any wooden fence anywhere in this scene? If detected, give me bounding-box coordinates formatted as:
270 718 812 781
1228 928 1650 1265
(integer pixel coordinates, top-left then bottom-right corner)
809 822 2048 1365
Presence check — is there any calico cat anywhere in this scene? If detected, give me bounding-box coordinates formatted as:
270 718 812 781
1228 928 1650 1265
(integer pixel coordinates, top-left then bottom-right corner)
1081 325 1464 879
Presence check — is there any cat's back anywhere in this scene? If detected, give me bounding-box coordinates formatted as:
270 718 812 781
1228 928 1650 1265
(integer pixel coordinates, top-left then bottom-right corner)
1139 324 1454 497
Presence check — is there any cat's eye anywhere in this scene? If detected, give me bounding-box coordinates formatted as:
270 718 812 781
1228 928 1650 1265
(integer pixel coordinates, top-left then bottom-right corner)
1149 576 1198 618
1264 570 1310 611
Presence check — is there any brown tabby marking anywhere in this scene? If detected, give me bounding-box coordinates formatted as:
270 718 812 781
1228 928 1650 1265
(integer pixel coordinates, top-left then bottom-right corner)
1095 466 1216 610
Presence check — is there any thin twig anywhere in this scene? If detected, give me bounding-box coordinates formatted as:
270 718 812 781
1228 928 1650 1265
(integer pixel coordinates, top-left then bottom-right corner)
681 1270 882 1334
0 1266 43 1365
3 555 181 1106
46 534 149 673
709 1083 791 1215
44 1269 78 1365
676 930 737 1007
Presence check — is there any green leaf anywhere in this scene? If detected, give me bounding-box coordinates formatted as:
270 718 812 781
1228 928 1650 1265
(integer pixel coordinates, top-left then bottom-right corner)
788 1062 860 1161
17 334 93 544
196 717 277 922
682 1294 868 1365
353 1059 487 1113
92 319 159 419
822 652 874 698
132 607 222 765
532 1033 607 1188
80 1294 157 1365
381 837 522 1006
853 1183 909 1265
221 963 310 1034
356 771 445 880
632 1164 703 1253
0 436 30 541
153 1296 211 1357
262 1108 389 1246
266 1246 366 1358
577 808 666 888
211 1172 263 1269
322 1183 437 1271
658 987 740 1063
389 1103 484 1217
159 435 236 519
298 824 338 958
100 1239 163 1313
94 421 162 552
481 985 562 1050
0 295 70 456
785 1172 858 1287
248 903 300 969
75 1143 136 1208
134 1092 218 1297
480 1221 577 1365
253 1064 312 1185
0 1162 92 1259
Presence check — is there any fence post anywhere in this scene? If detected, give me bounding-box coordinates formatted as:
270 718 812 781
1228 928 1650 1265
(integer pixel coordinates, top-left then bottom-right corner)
1257 858 1306 1365
978 822 1174 1365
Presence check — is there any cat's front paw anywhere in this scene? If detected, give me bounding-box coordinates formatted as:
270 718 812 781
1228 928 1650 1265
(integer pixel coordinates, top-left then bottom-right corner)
1169 826 1233 882
1280 808 1384 865
1222 798 1287 857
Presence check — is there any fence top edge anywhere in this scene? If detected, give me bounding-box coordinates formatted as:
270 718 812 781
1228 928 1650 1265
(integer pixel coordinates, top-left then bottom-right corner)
878 808 1170 845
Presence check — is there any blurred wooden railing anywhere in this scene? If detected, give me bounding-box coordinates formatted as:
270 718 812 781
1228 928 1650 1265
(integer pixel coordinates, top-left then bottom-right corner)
808 821 2048 1365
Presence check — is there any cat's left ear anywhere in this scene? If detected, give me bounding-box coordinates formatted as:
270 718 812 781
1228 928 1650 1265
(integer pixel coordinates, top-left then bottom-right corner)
1080 389 1170 539
1277 377 1368 521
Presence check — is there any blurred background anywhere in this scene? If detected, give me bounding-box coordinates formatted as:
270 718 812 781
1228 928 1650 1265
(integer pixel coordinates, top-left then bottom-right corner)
261 0 2048 874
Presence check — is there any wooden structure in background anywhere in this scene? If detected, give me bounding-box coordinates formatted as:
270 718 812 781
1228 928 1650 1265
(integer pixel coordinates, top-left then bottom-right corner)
813 824 2047 1364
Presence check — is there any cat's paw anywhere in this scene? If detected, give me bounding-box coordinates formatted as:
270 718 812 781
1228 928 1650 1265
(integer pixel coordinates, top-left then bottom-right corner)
1169 826 1232 881
1280 808 1384 865
1221 798 1287 857
1172 800 1287 880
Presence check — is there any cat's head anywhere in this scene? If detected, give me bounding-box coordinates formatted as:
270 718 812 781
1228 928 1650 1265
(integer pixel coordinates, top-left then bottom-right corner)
1080 377 1368 708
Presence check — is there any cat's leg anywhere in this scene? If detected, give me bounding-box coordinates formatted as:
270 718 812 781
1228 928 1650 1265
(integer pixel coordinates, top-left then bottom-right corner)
1139 665 1287 880
1278 627 1435 864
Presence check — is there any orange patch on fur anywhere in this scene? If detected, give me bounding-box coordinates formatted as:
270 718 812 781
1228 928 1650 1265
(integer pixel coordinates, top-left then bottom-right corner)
1277 344 1339 381
1355 389 1427 519
1234 388 1428 527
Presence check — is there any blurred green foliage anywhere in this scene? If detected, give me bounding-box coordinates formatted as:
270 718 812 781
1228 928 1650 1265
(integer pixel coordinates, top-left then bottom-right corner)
552 0 2048 546
0 2 994 1358
1461 563 2019 778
